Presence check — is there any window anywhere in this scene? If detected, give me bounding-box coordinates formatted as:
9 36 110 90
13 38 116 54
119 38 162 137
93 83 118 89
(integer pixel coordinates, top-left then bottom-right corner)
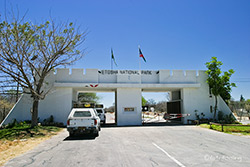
93 110 98 116
96 109 103 113
73 111 92 117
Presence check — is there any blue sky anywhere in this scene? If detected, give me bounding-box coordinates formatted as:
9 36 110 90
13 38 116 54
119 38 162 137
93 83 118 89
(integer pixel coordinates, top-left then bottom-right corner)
0 0 250 104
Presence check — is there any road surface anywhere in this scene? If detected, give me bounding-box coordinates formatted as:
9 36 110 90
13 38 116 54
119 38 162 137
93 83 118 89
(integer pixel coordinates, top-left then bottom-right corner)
4 126 250 167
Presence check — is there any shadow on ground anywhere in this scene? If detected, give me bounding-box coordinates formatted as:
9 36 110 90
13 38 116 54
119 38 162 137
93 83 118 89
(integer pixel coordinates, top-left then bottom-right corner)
100 121 194 128
63 134 97 141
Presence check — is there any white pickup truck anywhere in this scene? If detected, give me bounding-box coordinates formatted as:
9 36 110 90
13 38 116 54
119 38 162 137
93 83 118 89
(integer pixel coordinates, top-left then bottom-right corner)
95 108 106 124
67 108 101 137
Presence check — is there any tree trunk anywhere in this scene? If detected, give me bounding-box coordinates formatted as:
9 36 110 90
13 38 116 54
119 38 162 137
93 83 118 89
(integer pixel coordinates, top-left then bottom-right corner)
31 99 39 127
213 96 218 121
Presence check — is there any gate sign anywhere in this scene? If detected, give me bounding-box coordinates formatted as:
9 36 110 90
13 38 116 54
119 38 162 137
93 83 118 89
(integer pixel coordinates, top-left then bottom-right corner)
124 107 135 112
100 70 153 75
142 106 149 112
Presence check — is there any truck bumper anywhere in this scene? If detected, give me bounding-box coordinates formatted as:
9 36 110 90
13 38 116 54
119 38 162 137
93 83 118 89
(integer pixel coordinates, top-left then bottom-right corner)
67 127 98 135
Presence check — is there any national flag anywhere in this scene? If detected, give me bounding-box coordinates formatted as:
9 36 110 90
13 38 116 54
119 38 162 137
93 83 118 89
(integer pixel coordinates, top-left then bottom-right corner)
111 48 117 66
139 48 146 62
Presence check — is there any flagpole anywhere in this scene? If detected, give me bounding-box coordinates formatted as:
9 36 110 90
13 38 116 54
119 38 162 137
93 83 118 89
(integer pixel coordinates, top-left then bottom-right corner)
111 57 113 70
138 45 141 74
111 48 113 70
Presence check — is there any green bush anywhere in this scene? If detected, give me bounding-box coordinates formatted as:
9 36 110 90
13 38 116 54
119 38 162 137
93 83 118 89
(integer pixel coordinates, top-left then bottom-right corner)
223 113 235 124
217 111 236 124
217 111 224 121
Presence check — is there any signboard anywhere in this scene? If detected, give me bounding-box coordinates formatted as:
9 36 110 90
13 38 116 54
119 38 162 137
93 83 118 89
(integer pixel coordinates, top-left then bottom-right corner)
100 70 154 75
124 107 135 112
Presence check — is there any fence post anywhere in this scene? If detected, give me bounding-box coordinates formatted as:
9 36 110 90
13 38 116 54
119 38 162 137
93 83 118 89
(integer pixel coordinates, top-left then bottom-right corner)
221 124 224 132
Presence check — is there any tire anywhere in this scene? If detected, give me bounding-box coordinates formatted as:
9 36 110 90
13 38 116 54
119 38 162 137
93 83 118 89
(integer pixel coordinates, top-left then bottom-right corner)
69 132 75 137
94 130 99 137
103 116 106 124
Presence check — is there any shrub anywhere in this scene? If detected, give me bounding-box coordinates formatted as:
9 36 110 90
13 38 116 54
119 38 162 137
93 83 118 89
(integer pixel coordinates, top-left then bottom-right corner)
218 111 224 121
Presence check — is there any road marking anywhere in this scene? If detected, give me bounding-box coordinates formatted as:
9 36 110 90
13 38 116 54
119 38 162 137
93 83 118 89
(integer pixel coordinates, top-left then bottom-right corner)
152 142 185 167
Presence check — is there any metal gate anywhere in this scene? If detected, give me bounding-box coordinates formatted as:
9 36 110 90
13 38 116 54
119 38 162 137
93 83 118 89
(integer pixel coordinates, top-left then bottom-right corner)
167 101 181 121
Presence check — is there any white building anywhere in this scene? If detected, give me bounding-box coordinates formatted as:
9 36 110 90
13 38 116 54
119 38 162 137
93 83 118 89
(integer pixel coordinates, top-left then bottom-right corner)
1 69 233 126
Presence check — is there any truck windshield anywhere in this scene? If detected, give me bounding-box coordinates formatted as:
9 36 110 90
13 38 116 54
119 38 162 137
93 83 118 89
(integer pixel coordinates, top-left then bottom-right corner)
96 109 103 113
73 111 92 117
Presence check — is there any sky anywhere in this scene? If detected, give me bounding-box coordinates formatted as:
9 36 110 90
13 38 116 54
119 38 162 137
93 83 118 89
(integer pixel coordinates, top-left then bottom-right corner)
0 0 250 106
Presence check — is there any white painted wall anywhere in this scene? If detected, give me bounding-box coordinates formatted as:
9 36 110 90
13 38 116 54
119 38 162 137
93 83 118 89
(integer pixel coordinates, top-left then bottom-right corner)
182 88 213 123
1 94 33 125
1 88 73 126
1 68 235 126
116 88 142 126
38 88 73 124
182 71 213 123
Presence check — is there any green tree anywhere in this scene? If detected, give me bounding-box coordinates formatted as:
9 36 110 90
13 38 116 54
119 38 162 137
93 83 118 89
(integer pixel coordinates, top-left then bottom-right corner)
246 99 250 112
78 93 100 103
142 96 147 106
205 57 236 121
0 15 86 127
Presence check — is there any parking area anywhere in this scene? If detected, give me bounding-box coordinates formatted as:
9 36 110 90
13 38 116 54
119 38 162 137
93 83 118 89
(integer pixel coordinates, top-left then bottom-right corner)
4 126 250 167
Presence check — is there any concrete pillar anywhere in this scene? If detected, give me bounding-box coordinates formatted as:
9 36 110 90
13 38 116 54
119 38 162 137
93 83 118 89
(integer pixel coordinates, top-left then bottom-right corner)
72 89 78 102
116 88 142 126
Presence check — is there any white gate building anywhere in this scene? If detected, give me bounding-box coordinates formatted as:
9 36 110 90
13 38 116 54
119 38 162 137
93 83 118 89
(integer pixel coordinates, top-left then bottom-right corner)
1 69 233 126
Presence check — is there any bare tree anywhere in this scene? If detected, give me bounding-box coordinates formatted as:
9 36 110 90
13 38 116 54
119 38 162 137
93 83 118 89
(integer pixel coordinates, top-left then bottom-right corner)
0 15 86 126
155 101 167 112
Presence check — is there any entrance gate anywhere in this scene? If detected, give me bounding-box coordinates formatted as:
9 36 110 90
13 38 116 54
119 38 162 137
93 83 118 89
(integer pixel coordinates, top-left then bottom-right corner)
3 68 225 127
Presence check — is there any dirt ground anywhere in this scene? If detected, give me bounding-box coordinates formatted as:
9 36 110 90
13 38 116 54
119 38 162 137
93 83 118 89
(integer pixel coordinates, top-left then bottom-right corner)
0 129 63 167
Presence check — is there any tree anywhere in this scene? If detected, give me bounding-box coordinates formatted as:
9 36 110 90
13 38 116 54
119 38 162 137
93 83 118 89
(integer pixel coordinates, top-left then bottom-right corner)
0 15 86 126
246 99 250 112
105 106 115 113
240 95 245 102
0 96 15 123
205 57 236 121
155 101 167 112
78 93 100 103
142 96 147 106
146 99 156 106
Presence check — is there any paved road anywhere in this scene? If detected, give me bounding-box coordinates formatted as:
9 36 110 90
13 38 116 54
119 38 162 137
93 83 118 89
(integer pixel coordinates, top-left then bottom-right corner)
4 126 250 167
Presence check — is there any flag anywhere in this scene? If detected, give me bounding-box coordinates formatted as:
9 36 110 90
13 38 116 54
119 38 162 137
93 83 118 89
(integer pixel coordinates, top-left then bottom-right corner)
111 48 117 66
139 48 146 62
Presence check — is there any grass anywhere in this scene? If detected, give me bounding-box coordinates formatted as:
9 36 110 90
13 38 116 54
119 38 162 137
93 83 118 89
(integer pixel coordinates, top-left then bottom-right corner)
200 123 250 135
0 124 61 140
0 122 63 166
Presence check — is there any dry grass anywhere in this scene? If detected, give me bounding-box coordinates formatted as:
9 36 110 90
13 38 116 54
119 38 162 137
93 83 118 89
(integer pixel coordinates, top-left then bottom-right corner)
0 128 63 166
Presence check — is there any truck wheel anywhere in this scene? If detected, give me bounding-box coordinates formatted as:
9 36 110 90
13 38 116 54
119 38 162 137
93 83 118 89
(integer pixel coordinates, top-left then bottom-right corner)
94 131 99 137
69 132 74 137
